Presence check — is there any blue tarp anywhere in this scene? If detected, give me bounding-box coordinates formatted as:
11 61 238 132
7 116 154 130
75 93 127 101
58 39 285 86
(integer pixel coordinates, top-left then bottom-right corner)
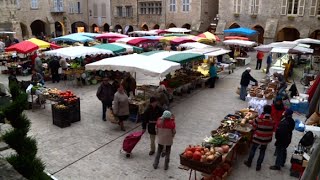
223 27 257 36
52 34 94 43
76 32 100 38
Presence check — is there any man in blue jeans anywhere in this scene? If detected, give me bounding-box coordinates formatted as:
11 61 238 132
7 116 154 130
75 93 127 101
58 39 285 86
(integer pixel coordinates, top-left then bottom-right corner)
270 109 295 170
244 105 274 171
240 67 258 101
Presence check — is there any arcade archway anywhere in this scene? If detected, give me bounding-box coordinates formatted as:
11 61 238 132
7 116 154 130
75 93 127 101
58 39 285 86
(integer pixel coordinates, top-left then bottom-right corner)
253 25 264 44
277 28 300 41
30 20 46 37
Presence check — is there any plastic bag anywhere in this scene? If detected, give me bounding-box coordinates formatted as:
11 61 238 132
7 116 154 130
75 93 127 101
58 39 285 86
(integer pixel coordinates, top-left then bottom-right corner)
107 108 119 124
295 119 305 132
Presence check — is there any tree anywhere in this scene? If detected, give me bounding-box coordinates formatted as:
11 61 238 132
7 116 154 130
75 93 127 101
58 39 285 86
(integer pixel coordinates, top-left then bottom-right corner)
2 83 50 179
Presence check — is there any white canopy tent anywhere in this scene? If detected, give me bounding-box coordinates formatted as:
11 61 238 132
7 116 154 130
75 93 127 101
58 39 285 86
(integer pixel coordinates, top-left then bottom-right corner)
223 40 257 47
129 31 158 36
184 47 220 54
85 53 181 78
44 46 113 59
179 42 212 49
205 49 231 57
146 51 181 59
166 28 191 33
255 41 313 54
294 38 320 45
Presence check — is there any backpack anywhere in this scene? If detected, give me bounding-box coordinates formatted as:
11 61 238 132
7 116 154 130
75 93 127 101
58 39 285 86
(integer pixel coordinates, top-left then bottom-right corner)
299 131 314 147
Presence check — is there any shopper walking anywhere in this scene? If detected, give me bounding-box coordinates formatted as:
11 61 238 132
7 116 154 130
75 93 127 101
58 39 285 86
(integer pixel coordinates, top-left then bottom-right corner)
270 109 295 170
271 96 286 131
112 84 129 131
48 57 61 83
96 77 116 121
142 97 164 155
208 62 217 88
256 51 264 70
240 67 258 101
244 105 274 171
266 54 272 74
34 56 43 75
153 110 176 170
156 85 170 110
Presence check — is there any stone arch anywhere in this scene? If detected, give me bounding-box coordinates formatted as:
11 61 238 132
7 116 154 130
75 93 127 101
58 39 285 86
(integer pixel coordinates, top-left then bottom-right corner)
309 30 320 39
92 24 99 33
30 20 47 37
229 23 240 29
277 27 300 41
124 25 134 34
168 23 176 28
114 24 122 33
103 23 110 32
153 24 160 29
20 23 29 39
54 21 64 37
71 21 88 33
141 24 149 31
252 25 264 44
182 23 191 29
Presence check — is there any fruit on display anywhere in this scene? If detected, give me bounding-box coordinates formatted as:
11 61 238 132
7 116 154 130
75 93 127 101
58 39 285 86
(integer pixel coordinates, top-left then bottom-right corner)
183 145 220 163
54 104 67 110
221 145 230 153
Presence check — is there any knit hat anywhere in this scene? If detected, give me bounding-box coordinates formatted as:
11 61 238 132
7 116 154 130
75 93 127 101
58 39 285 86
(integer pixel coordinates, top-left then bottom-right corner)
285 109 293 116
246 67 251 71
162 110 172 119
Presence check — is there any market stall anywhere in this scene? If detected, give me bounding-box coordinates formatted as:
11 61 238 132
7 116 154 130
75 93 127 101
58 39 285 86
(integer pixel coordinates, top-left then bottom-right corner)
93 43 127 54
179 108 258 180
223 40 256 66
179 42 213 50
52 33 94 43
111 43 144 53
44 46 113 59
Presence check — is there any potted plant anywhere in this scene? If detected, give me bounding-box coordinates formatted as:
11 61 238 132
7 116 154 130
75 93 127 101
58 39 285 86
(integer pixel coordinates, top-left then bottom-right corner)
287 16 295 20
234 13 240 17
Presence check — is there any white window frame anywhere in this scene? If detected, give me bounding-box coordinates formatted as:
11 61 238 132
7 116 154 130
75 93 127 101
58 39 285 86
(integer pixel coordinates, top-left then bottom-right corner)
31 0 39 9
249 0 259 15
77 1 81 14
281 0 287 15
318 0 320 15
68 2 74 13
116 6 123 17
140 3 147 14
169 0 176 12
310 0 317 16
125 6 133 17
93 3 98 17
16 0 21 9
297 0 305 16
233 0 241 14
182 0 190 12
287 0 300 15
101 3 107 17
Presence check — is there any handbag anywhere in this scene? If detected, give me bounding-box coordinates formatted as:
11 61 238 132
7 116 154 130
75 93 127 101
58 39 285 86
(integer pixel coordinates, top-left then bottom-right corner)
107 108 119 124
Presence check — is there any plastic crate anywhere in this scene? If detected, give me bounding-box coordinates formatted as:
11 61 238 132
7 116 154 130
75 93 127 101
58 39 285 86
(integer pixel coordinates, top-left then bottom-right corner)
52 105 71 128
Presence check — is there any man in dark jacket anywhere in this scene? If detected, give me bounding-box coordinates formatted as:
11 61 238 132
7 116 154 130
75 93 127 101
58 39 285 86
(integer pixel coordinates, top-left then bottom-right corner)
49 57 61 83
142 97 164 155
270 109 295 170
96 77 116 121
240 67 258 101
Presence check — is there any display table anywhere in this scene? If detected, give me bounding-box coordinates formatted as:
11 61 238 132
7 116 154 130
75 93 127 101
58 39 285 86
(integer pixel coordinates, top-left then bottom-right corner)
236 57 251 66
246 95 272 115
270 66 285 75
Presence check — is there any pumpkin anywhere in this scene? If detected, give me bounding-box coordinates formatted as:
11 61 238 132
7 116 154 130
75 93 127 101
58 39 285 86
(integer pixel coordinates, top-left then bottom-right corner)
221 145 230 153
185 151 193 159
192 151 202 161
215 147 224 154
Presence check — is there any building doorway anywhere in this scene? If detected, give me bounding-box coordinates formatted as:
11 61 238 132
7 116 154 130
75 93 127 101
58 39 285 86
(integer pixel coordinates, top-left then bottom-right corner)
153 24 160 29
30 20 46 38
229 23 240 29
114 24 122 33
92 24 99 33
253 25 264 44
309 30 320 39
141 24 148 31
54 21 64 37
182 23 191 29
103 23 110 32
71 21 88 33
168 23 176 28
20 23 29 39
277 27 300 41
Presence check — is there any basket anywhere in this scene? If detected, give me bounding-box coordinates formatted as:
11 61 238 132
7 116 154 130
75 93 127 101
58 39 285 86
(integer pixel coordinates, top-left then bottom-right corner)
180 153 222 174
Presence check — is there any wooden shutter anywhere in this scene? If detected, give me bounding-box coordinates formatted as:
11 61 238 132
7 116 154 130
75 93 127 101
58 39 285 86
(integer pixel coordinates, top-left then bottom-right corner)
233 0 237 13
310 0 317 16
298 0 305 16
249 0 254 14
122 6 125 17
113 7 117 17
281 0 287 15
255 0 259 14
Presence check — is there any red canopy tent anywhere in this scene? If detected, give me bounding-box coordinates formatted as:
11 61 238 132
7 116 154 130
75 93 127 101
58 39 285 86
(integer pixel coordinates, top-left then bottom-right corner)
5 41 38 54
224 36 249 41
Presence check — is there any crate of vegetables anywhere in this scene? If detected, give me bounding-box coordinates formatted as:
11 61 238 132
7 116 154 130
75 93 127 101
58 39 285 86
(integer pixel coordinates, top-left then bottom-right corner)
180 145 222 174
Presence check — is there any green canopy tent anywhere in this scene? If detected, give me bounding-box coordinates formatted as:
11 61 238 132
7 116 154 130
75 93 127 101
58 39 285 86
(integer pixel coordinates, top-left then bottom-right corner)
164 53 205 64
140 50 165 56
111 42 144 53
93 44 126 54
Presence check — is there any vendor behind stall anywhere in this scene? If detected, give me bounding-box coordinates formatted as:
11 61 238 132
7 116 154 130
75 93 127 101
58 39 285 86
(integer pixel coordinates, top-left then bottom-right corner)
31 69 44 85
240 67 258 101
122 73 136 96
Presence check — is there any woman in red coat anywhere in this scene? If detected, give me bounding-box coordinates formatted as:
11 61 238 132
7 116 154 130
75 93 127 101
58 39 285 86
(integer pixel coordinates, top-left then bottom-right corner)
271 97 286 131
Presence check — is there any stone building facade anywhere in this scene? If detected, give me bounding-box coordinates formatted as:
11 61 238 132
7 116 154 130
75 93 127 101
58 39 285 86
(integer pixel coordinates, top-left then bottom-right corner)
88 0 111 33
0 1 19 37
216 0 320 44
110 0 219 34
8 0 89 40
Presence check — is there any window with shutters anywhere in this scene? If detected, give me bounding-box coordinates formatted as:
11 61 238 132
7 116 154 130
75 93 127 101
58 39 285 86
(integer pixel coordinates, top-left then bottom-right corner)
148 3 154 14
125 6 133 17
16 0 21 9
249 0 259 14
77 1 81 13
318 0 320 15
140 3 147 14
117 6 123 17
139 2 162 15
310 0 320 16
233 0 241 14
31 0 39 9
93 3 98 17
101 3 107 17
69 1 74 13
281 0 305 16
287 0 299 15
182 0 190 12
169 0 176 12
